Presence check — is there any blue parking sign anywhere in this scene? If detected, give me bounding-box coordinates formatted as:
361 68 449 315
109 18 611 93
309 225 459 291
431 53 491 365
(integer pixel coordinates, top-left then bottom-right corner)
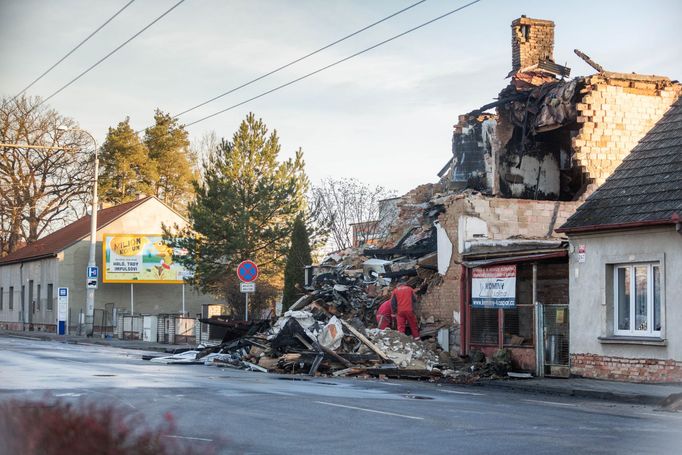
87 266 98 279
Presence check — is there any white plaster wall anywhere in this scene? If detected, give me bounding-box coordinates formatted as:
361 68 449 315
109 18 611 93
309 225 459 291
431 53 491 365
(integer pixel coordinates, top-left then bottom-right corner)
568 227 682 361
64 198 217 318
0 257 58 325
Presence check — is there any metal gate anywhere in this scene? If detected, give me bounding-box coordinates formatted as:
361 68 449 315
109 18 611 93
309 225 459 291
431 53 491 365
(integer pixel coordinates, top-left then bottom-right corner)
535 304 570 377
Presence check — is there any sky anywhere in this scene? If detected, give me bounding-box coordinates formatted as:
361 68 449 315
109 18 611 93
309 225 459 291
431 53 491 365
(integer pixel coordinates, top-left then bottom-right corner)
1 0 680 196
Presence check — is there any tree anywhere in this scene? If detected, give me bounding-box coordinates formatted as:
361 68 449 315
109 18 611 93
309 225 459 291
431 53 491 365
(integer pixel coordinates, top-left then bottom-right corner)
165 113 308 315
282 214 312 311
144 110 196 211
99 118 155 205
0 95 94 256
311 177 396 251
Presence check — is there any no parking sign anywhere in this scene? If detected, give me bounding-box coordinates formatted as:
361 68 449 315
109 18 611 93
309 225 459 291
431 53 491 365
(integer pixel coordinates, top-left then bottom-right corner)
236 260 259 283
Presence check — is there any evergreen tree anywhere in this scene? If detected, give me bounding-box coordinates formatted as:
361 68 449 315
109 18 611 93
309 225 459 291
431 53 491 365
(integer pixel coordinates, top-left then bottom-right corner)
165 113 308 314
144 110 196 210
99 118 155 204
282 214 312 311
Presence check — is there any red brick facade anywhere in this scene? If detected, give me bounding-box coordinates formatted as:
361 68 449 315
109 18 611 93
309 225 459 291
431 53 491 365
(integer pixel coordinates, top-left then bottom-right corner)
571 353 682 383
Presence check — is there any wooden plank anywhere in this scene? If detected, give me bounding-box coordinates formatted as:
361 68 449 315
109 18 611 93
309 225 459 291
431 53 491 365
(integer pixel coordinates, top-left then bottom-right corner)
339 319 391 362
314 341 352 368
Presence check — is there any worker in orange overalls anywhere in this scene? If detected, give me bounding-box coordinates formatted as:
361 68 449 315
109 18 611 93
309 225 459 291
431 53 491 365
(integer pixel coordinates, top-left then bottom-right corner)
390 276 420 340
375 300 393 330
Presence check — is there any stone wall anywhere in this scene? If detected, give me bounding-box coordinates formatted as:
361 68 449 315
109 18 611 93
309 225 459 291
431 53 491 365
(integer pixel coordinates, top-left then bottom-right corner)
573 73 681 193
511 16 554 72
571 353 682 383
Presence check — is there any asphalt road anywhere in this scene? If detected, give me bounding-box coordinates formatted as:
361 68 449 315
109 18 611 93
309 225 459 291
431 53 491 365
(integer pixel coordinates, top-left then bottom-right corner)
1 335 680 454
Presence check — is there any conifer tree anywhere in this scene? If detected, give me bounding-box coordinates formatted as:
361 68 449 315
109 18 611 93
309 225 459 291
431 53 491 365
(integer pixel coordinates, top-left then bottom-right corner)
99 118 155 204
144 110 196 211
282 214 312 311
165 113 308 313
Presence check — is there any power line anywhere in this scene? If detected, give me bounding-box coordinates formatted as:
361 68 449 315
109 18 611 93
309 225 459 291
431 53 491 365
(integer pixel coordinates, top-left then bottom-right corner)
11 0 136 102
184 0 482 129
37 0 186 108
172 0 428 119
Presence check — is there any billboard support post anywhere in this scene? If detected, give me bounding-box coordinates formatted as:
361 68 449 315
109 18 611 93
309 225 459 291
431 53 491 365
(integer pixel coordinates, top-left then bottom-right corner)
130 283 134 315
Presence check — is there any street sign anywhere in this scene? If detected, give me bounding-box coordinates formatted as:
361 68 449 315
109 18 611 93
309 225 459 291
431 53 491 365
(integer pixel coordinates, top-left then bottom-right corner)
236 260 259 283
57 287 68 335
87 279 98 289
240 282 256 293
87 266 98 279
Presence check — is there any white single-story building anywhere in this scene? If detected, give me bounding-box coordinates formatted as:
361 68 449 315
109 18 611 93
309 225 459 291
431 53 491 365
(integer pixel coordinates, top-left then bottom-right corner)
0 196 217 335
557 98 682 383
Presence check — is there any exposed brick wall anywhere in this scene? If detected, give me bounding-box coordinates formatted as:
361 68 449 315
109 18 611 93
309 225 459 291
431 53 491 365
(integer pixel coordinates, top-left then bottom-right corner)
475 196 581 240
573 74 681 194
571 353 682 383
511 17 554 72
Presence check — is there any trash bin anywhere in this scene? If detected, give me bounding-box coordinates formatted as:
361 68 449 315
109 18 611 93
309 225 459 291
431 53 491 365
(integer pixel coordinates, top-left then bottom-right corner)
546 334 562 364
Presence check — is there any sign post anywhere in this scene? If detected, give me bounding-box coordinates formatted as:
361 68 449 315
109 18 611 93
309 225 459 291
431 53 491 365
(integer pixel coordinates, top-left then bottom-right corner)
236 260 258 321
57 287 68 335
87 265 98 289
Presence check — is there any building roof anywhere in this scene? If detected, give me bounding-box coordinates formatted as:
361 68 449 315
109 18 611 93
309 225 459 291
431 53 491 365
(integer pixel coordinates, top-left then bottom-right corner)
0 197 153 265
558 98 682 233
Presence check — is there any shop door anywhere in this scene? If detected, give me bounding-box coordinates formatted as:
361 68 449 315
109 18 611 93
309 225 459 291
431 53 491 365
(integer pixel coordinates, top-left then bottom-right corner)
542 304 569 377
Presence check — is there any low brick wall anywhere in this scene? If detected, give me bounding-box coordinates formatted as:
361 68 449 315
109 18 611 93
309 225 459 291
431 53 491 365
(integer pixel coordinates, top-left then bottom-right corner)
571 353 682 383
0 321 56 332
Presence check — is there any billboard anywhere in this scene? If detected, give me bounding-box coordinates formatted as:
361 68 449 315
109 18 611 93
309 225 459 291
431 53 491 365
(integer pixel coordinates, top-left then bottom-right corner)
471 264 516 308
102 234 191 284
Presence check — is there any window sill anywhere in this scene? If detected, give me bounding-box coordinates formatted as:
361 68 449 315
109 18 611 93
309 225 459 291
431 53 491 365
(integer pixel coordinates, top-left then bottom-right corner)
598 336 667 346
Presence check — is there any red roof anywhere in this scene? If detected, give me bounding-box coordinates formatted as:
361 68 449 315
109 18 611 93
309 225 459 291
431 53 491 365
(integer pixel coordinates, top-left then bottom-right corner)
0 197 153 265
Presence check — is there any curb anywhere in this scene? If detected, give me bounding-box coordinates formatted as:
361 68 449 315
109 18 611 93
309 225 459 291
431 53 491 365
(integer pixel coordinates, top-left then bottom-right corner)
474 379 665 406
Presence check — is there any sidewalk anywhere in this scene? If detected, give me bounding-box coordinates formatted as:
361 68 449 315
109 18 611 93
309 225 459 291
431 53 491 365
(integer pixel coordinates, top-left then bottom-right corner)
474 376 682 406
0 330 194 353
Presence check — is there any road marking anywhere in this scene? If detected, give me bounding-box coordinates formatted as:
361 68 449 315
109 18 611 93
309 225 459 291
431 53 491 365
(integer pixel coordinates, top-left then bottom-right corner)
314 401 424 420
441 390 485 396
164 435 213 442
523 399 576 407
55 392 82 397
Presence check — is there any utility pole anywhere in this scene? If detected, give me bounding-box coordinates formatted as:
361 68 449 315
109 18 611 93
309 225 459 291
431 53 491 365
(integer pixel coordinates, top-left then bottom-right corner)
55 129 98 336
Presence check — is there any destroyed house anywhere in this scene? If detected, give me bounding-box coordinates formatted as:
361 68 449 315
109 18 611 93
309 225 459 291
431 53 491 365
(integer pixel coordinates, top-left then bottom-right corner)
397 16 681 375
557 98 682 382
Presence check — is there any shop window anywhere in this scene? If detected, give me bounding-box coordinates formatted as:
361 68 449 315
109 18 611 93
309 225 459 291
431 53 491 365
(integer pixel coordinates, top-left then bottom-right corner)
614 263 661 337
470 308 499 345
503 305 534 346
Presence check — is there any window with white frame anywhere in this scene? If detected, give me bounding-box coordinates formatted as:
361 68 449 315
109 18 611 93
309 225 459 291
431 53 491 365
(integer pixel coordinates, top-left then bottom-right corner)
614 263 661 337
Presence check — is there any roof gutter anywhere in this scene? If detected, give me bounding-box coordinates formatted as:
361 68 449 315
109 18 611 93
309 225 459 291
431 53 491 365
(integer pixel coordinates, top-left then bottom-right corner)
463 250 567 268
0 253 57 266
556 218 678 234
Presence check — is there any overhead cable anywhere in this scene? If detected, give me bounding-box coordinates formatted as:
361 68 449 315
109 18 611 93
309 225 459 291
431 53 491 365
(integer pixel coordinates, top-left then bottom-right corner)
183 0 482 128
172 0 428 119
38 0 186 107
11 0 137 102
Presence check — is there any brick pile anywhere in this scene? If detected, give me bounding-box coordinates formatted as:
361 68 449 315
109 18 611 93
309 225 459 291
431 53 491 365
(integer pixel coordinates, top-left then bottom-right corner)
571 353 682 383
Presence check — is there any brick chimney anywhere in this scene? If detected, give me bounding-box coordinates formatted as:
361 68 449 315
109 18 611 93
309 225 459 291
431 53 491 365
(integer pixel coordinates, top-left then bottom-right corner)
511 16 555 72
